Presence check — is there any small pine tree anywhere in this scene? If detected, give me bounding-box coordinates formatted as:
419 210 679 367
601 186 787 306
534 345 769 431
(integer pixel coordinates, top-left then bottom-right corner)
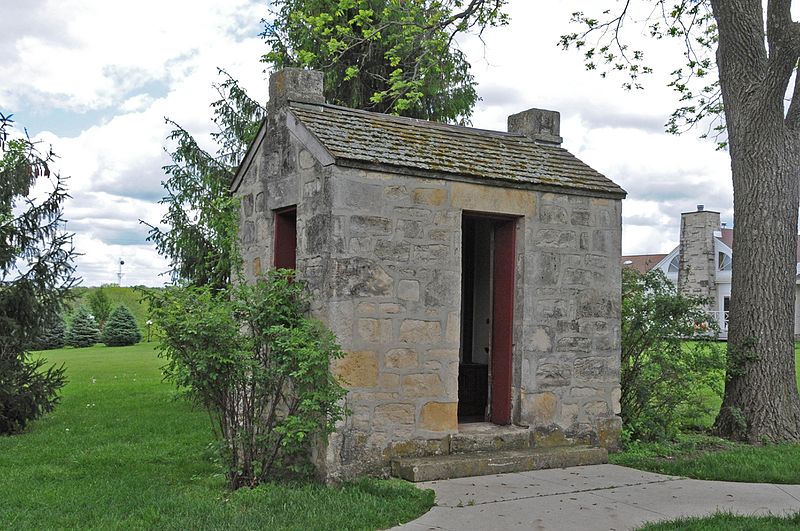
29 314 67 351
66 307 100 348
101 305 141 346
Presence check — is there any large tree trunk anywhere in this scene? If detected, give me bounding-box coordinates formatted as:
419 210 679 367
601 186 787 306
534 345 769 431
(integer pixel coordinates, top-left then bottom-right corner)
711 0 800 442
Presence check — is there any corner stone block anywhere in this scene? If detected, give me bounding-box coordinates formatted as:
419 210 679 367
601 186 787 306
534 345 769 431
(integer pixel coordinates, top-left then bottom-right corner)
333 351 379 388
420 402 458 432
597 416 622 452
526 392 558 424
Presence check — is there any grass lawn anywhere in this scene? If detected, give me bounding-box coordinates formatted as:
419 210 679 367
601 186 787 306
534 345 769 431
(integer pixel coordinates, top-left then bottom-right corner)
639 511 800 530
0 344 433 530
612 344 800 484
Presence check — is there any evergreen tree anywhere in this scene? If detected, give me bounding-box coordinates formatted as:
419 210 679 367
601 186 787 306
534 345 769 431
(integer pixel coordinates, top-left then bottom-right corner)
101 305 141 347
1 113 75 434
29 313 66 351
66 307 100 348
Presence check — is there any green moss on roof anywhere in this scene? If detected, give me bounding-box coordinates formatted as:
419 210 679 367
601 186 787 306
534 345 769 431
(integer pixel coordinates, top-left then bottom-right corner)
289 102 626 197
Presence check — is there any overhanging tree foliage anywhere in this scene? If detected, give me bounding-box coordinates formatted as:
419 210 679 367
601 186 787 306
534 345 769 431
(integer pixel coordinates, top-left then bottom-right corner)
0 113 76 434
262 0 508 124
559 0 800 442
143 72 265 290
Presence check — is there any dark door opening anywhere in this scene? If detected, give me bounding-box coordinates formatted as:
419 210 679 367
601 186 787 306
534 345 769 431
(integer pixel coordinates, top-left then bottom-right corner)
458 214 516 425
274 206 297 270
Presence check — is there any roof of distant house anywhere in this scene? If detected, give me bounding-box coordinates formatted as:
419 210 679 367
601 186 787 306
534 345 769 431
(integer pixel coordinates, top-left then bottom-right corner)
288 101 626 198
621 254 668 274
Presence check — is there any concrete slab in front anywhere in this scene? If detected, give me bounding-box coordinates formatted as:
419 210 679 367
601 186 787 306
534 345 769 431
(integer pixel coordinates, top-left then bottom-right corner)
392 464 800 530
391 446 607 482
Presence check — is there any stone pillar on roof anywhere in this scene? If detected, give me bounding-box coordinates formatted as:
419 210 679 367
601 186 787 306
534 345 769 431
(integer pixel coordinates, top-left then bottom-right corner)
507 108 562 145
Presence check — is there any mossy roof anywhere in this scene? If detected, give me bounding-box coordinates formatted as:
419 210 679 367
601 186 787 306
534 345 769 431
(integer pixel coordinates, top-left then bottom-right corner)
289 101 626 198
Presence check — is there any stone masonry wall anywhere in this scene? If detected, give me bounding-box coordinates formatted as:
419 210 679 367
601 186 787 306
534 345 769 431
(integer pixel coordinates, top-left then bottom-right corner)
678 210 720 307
521 193 622 450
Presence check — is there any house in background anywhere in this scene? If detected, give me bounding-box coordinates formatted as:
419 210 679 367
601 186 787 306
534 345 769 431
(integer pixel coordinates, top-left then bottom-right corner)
233 68 627 481
622 205 800 339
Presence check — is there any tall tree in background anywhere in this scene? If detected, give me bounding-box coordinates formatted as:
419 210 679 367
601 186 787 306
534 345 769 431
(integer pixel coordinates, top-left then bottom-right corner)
262 0 507 123
0 113 76 434
560 1 800 441
144 72 265 290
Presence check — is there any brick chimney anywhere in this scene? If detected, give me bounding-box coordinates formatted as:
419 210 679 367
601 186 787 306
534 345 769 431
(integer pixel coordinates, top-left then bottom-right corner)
268 68 324 109
677 205 720 307
507 108 562 145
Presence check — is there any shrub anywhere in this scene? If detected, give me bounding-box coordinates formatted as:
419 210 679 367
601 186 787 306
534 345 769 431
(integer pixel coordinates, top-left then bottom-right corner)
101 305 141 346
66 307 100 348
150 270 347 488
621 268 725 442
29 313 67 351
87 288 113 330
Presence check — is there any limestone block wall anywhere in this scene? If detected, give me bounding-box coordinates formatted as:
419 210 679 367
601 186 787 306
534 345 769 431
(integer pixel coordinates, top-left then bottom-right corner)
521 193 623 449
235 108 623 480
678 210 720 307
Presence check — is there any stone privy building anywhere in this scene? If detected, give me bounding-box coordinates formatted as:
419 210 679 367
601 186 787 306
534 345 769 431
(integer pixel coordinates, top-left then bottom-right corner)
233 68 627 481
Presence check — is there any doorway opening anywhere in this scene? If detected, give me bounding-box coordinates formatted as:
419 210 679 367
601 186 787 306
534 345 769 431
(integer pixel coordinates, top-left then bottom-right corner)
458 214 516 425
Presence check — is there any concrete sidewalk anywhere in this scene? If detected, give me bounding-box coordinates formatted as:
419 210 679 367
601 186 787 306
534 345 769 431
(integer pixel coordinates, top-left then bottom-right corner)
393 464 800 530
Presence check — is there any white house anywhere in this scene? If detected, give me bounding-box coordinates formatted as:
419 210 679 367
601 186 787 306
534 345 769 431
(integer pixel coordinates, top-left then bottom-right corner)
622 205 800 339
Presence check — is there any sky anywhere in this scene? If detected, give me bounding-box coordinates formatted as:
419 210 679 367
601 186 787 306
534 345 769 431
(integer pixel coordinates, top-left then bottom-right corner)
1 0 744 286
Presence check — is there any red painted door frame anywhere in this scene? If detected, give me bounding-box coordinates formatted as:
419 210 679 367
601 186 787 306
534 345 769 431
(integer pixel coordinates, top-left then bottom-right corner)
490 218 516 425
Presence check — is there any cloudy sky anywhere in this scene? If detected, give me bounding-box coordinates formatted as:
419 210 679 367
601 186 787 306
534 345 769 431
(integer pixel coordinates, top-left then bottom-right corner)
2 0 743 286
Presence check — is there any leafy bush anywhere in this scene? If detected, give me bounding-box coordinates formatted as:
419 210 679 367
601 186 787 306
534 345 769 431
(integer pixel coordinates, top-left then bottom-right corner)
87 288 113 330
150 270 347 488
66 307 100 348
29 313 67 351
101 305 141 346
621 268 725 442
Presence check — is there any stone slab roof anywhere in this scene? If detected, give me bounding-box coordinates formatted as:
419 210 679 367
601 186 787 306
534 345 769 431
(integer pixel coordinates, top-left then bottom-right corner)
289 102 626 198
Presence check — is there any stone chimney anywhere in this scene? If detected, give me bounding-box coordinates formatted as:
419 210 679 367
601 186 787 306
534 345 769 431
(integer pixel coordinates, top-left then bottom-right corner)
268 68 324 108
677 206 720 307
507 108 562 145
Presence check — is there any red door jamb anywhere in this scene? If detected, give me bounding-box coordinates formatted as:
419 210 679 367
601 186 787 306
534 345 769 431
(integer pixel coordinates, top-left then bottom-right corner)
490 219 515 425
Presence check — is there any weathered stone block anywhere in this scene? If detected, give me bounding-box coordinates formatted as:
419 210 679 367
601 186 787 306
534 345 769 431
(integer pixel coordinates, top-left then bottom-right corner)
597 416 622 451
535 362 571 388
351 215 392 235
539 204 567 224
413 244 450 262
374 239 411 262
400 320 441 343
373 403 415 431
528 392 557 424
386 348 418 369
556 336 591 352
530 326 553 353
242 193 254 216
384 185 408 201
536 229 576 248
331 258 393 297
402 374 443 398
424 271 459 307
397 219 423 238
570 210 592 226
397 279 420 301
574 357 616 382
333 351 379 388
412 188 447 206
420 402 457 431
612 387 621 414
357 318 393 343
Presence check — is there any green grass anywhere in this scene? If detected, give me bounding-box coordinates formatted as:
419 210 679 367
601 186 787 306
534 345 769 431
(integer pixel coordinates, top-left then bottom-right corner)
611 433 800 483
639 511 800 530
0 344 433 530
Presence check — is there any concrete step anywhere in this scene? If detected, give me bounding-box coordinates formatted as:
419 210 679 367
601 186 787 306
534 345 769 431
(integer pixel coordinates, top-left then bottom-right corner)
391 446 608 482
450 424 531 454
